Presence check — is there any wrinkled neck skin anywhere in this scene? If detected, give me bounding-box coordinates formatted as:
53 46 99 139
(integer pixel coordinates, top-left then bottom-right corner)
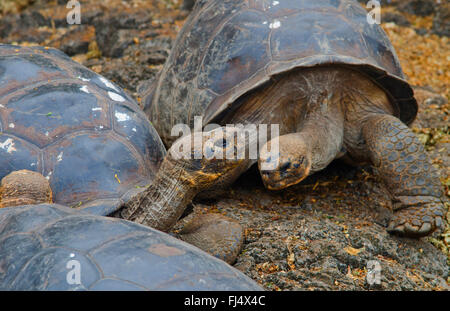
290 70 346 173
222 65 393 167
122 160 194 232
123 150 245 231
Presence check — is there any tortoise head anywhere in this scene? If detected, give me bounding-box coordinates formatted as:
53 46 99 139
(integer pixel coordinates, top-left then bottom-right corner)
258 134 311 190
166 127 247 189
0 170 53 208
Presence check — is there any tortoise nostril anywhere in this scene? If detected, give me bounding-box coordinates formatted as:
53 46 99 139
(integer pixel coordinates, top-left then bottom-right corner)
292 157 305 169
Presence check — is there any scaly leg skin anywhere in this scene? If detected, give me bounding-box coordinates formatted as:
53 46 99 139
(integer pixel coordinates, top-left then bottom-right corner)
177 213 244 264
362 114 445 237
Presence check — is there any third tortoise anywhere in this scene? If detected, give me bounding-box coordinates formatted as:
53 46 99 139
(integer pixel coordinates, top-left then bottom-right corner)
0 170 261 291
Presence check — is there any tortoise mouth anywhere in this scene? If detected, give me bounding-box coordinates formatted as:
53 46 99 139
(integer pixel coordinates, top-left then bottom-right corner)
259 166 310 191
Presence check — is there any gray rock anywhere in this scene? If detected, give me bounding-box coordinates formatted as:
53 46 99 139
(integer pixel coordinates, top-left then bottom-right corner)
55 26 91 56
382 11 411 27
432 4 450 37
397 0 436 17
94 20 134 58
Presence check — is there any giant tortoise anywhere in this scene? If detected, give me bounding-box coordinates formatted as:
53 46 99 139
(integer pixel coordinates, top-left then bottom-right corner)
0 170 262 290
127 0 445 242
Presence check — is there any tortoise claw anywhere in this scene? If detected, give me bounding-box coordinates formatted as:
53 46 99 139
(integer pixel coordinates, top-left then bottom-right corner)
387 204 444 238
178 213 244 264
435 216 443 229
417 222 432 235
387 223 404 235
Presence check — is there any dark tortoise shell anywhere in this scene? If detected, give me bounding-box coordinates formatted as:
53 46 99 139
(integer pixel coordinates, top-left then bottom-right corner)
143 0 416 146
0 44 166 216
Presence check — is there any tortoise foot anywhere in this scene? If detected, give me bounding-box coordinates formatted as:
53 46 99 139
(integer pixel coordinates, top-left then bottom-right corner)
178 213 244 264
387 203 445 237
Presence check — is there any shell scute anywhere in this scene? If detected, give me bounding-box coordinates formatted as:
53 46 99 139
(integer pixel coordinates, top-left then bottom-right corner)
198 10 271 95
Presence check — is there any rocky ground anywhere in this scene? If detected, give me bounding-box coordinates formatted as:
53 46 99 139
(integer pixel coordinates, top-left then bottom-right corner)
0 0 448 290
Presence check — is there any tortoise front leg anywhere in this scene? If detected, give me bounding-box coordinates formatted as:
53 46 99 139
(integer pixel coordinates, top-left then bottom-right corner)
176 213 244 264
362 114 445 237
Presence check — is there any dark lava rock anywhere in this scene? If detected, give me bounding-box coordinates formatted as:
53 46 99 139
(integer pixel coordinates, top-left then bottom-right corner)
96 56 159 95
138 50 167 65
182 0 197 11
94 20 134 58
357 0 396 6
212 164 449 291
81 9 104 25
93 11 153 58
232 201 448 290
84 36 173 95
382 11 411 26
412 86 449 129
0 10 50 39
142 36 173 52
112 12 151 29
50 25 95 56
138 36 173 65
15 10 50 28
415 27 428 35
397 0 436 16
432 3 450 37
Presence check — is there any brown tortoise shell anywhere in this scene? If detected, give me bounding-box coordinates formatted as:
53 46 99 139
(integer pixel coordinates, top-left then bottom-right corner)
142 0 417 147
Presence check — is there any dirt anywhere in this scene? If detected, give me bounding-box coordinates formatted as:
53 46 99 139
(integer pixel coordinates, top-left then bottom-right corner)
1 0 448 290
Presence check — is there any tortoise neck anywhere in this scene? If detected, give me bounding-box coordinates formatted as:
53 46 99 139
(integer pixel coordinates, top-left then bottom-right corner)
121 162 194 232
291 68 346 172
